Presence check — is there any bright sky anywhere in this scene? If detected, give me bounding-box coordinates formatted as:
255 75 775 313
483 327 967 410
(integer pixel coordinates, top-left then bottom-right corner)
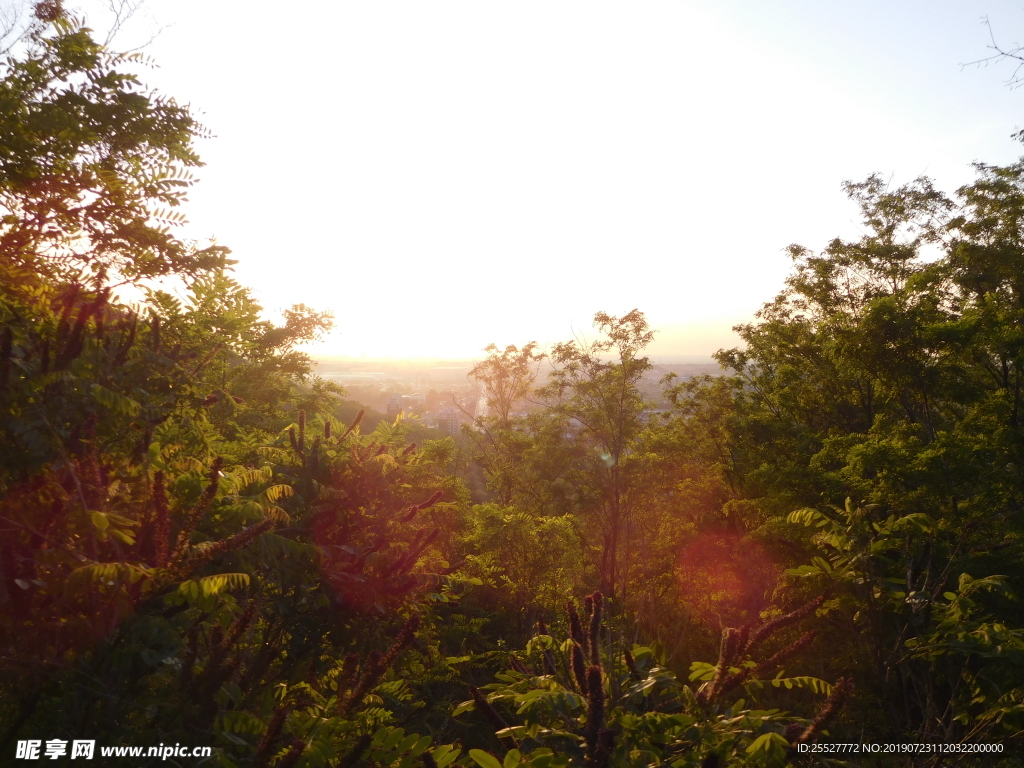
71 0 1024 359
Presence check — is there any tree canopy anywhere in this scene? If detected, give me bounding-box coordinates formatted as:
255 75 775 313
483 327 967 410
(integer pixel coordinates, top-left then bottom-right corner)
5 6 1024 768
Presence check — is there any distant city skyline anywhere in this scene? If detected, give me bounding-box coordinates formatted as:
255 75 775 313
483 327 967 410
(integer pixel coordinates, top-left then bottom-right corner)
65 0 1024 359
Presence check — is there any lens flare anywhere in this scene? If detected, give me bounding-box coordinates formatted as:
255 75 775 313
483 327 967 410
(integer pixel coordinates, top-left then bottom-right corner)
675 529 778 628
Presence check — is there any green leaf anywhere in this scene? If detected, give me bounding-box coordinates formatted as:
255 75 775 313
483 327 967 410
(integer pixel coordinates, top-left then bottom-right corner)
688 661 716 681
504 749 522 768
432 746 460 768
147 443 168 470
105 513 139 527
108 528 136 545
395 734 419 754
784 565 821 577
91 511 109 531
409 736 432 757
91 383 141 417
177 580 201 602
452 700 475 716
746 732 788 756
381 728 405 752
197 573 250 596
262 484 294 503
469 749 504 768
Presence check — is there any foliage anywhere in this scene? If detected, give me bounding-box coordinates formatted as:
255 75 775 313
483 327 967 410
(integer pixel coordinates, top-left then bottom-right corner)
10 3 1024 764
653 164 1024 757
470 343 545 427
0 12 231 290
456 594 846 768
786 500 1024 745
0 261 460 765
463 311 659 606
461 504 586 625
0 11 462 766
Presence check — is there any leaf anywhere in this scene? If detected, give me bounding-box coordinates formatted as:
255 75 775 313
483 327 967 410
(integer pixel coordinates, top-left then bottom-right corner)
787 508 825 527
469 749 504 768
452 700 476 716
91 511 109 531
432 746 461 768
177 580 200 602
197 573 251 596
221 710 267 735
746 732 788 756
90 383 141 417
262 484 294 503
108 528 136 545
381 728 405 752
892 512 935 533
688 661 716 681
784 565 822 577
395 734 419 754
410 736 432 757
504 749 522 767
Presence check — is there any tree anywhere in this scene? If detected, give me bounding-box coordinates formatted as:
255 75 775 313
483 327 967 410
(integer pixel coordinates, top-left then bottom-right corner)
470 342 545 427
536 310 654 600
458 593 845 768
666 164 1024 750
0 10 472 765
964 16 1024 90
466 343 545 505
0 8 230 292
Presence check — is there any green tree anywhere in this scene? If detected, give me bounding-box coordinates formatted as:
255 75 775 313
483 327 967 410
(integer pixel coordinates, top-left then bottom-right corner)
661 163 1024 753
466 342 545 506
471 343 545 427
0 10 469 766
536 310 654 600
462 503 586 630
0 10 230 291
457 593 845 768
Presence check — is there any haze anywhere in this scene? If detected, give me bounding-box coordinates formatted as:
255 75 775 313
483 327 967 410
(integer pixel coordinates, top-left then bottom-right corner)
77 0 1024 360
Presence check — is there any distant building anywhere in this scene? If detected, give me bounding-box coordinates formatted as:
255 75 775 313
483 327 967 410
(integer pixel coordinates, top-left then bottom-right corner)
386 395 403 417
404 394 426 410
435 406 461 436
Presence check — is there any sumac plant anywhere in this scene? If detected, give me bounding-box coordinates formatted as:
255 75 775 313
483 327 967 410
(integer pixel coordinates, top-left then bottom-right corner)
454 594 849 768
0 291 469 765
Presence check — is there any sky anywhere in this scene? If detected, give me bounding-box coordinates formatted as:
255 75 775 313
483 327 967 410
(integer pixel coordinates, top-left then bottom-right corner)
63 0 1024 360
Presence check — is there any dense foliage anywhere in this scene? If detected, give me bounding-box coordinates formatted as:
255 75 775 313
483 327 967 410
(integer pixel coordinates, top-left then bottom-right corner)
4 7 1024 768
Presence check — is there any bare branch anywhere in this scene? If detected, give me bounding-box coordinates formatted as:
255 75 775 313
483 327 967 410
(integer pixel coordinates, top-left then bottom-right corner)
961 16 1024 89
0 1 38 58
102 0 166 51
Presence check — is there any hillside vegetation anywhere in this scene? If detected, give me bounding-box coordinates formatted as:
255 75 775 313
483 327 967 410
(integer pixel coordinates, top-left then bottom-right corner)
2 10 1024 768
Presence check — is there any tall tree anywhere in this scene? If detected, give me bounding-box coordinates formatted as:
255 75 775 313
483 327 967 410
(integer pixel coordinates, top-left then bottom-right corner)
466 342 545 505
0 6 230 293
0 10 467 765
537 310 654 600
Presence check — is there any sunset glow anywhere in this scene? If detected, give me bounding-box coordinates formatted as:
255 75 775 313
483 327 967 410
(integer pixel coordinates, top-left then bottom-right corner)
73 0 1024 360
